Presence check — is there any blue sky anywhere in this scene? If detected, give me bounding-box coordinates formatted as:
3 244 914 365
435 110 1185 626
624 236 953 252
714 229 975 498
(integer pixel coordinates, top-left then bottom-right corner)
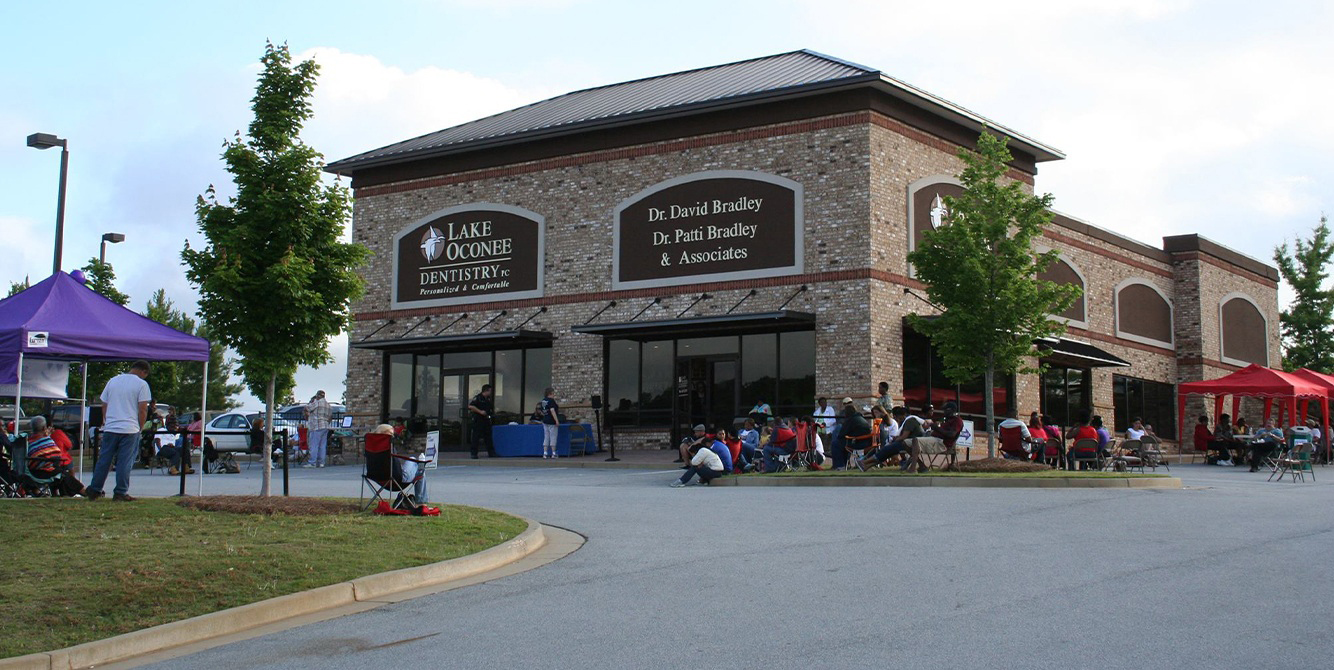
5 0 1332 407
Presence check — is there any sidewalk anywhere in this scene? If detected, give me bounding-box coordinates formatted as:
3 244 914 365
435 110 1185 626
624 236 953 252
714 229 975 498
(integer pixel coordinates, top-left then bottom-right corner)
438 448 677 470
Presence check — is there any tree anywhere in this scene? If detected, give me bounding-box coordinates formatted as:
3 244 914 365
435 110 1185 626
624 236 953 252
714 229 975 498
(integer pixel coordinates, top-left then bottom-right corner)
142 289 244 412
907 130 1081 457
183 42 368 495
6 276 30 297
1274 216 1334 373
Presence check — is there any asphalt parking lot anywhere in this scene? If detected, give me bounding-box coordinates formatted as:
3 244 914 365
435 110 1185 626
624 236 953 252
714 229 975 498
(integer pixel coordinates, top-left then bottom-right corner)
111 462 1333 669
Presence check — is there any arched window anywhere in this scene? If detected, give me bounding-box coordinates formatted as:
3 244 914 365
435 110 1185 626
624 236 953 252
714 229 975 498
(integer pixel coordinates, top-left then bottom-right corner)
907 176 965 259
1219 293 1268 366
1037 255 1087 326
1114 279 1173 347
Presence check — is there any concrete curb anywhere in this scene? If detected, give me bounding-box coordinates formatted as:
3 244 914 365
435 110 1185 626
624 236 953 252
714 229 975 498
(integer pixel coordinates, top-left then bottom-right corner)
2 520 547 670
712 475 1183 489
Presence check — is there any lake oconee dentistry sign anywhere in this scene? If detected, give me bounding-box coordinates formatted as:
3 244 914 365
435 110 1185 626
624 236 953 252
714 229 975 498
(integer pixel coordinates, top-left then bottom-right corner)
392 203 544 308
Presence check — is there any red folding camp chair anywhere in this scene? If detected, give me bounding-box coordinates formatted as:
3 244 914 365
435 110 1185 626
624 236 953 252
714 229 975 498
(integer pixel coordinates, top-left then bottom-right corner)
361 433 423 512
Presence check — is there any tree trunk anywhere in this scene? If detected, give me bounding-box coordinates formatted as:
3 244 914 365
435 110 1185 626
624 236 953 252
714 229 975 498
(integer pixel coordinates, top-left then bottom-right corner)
984 352 996 459
260 373 274 496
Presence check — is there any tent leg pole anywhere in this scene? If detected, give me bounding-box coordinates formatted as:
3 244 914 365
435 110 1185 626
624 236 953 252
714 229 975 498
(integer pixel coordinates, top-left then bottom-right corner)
79 361 88 479
199 359 209 497
15 352 23 436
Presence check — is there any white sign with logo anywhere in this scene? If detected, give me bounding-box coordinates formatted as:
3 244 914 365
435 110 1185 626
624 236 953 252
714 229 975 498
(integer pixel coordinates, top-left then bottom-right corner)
27 331 50 348
424 431 440 469
957 419 974 448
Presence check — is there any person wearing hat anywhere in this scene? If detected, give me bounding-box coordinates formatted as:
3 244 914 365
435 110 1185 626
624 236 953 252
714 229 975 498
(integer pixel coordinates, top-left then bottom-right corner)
678 424 710 465
833 398 871 470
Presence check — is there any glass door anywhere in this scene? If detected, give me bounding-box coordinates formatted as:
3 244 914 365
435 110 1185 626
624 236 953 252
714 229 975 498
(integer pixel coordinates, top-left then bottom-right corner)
439 369 492 451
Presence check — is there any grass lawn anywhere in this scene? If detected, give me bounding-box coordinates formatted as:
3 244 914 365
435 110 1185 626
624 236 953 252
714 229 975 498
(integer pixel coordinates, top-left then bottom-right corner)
0 498 526 659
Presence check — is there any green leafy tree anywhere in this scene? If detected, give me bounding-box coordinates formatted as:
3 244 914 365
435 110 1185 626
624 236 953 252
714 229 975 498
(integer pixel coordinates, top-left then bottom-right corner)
1274 216 1334 373
183 42 368 495
6 276 30 297
907 130 1081 456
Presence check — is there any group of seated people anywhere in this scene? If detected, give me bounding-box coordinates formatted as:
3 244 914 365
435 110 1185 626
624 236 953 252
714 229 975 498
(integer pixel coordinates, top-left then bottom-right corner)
670 396 975 486
1 415 87 497
1194 413 1317 472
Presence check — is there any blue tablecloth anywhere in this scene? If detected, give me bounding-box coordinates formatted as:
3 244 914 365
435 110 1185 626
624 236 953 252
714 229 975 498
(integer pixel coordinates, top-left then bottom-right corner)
492 423 597 457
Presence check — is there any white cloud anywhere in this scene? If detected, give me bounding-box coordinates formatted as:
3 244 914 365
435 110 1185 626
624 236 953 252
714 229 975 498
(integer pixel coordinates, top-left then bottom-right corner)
297 47 557 166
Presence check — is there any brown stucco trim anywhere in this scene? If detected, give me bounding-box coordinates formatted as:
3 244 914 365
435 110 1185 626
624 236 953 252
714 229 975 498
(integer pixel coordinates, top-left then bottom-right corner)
1162 234 1279 283
355 268 925 322
1050 215 1171 263
1169 250 1279 289
1042 229 1174 279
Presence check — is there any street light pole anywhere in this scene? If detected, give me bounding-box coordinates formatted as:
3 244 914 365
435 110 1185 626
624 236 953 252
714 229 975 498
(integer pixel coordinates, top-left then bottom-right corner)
27 133 69 275
100 232 126 265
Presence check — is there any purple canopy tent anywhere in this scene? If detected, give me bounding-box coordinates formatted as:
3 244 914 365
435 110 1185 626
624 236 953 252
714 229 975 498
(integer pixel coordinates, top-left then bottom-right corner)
0 272 213 491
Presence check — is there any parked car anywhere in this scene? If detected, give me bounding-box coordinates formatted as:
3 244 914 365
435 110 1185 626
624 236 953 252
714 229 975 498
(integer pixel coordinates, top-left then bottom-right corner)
1 405 32 435
200 410 294 454
48 404 87 449
274 403 348 434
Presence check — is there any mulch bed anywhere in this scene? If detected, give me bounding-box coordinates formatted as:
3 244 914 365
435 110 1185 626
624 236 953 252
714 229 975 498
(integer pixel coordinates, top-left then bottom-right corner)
942 457 1054 473
177 495 361 516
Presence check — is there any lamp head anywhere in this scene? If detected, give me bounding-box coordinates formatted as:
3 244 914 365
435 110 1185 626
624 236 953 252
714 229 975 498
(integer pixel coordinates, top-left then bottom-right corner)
102 232 126 244
26 133 66 150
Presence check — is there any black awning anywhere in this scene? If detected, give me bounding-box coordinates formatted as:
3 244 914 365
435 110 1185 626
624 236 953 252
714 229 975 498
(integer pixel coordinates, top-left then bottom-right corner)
572 310 815 340
352 329 553 353
1036 337 1131 368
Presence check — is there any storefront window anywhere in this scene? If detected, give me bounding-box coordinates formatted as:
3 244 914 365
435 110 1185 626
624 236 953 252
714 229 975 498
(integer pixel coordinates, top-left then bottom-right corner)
677 336 737 357
442 351 491 370
640 341 674 425
523 348 552 419
902 327 1012 423
494 350 522 420
1041 365 1090 428
740 333 777 408
387 353 414 421
415 354 441 432
1113 375 1176 437
607 340 640 417
777 331 815 417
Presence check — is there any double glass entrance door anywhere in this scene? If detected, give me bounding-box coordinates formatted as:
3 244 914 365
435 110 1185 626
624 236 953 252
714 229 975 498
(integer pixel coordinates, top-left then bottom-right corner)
439 370 490 451
675 357 737 442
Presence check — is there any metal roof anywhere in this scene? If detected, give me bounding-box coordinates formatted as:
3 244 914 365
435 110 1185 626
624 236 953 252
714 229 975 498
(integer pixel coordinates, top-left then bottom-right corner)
327 49 1062 175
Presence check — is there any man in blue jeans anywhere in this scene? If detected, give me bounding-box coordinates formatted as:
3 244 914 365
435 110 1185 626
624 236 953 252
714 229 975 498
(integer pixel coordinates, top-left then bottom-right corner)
86 360 152 501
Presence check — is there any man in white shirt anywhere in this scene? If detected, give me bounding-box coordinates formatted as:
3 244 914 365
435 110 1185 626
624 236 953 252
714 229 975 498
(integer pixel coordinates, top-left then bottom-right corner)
672 442 725 487
813 397 837 432
86 360 152 501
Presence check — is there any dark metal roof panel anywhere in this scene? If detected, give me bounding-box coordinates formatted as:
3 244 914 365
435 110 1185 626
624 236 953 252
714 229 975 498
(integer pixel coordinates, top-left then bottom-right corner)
328 50 875 172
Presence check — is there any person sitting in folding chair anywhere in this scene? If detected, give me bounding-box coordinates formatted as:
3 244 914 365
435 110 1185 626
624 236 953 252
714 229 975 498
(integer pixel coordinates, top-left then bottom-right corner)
26 416 85 497
1247 418 1284 473
997 409 1033 460
362 424 428 511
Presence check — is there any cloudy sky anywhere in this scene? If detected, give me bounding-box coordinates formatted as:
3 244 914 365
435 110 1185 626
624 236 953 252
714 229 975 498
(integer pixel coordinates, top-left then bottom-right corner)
4 0 1331 408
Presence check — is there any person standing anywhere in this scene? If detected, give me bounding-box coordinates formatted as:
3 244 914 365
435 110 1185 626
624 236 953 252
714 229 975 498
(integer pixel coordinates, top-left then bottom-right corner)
876 382 893 416
540 387 560 459
305 390 333 468
87 360 152 501
467 384 496 459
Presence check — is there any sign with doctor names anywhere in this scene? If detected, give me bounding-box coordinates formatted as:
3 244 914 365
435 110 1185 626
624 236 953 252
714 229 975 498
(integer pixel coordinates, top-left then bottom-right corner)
392 203 544 309
613 171 803 289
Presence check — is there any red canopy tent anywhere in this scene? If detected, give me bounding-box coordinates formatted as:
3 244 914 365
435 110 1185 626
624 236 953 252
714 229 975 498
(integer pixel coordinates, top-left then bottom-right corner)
1177 365 1329 449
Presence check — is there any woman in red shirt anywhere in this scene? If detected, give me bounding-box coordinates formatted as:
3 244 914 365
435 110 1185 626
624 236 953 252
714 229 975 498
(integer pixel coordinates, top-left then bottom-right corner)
1193 415 1213 460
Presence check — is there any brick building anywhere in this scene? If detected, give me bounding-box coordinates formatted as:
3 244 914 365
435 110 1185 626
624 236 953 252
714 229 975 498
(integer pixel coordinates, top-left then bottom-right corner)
327 50 1279 452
